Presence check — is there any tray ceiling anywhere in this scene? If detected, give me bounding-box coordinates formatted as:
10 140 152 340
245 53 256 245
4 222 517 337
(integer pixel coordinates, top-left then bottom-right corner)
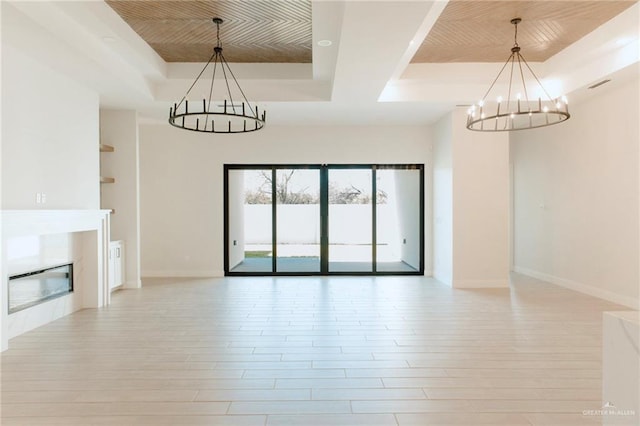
105 0 635 67
411 0 636 63
105 0 312 63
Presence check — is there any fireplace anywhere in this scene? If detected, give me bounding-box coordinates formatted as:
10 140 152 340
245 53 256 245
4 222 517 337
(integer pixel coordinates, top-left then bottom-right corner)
8 263 74 314
1 209 111 351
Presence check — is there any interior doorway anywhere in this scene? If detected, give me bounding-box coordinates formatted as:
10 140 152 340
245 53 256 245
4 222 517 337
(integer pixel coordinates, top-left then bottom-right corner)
224 164 424 275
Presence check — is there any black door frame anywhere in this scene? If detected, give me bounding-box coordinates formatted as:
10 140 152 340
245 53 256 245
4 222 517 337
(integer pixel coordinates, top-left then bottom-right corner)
224 164 425 276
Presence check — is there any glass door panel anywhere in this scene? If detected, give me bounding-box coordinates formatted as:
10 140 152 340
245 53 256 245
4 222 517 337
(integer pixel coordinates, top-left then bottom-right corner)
376 168 421 272
328 168 373 272
276 168 321 272
226 164 423 276
228 169 273 273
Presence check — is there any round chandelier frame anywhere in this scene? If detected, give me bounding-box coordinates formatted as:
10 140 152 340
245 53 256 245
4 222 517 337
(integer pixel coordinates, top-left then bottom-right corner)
466 18 570 132
168 18 266 134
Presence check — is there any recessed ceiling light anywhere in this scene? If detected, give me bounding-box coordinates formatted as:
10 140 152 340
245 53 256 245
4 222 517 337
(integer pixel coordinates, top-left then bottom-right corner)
317 40 332 47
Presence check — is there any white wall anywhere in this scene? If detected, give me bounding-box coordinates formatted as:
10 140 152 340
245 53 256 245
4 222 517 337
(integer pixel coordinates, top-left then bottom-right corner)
432 113 453 285
140 125 432 277
512 75 639 309
1 5 107 350
99 109 141 288
1 44 99 209
451 109 510 288
432 109 510 288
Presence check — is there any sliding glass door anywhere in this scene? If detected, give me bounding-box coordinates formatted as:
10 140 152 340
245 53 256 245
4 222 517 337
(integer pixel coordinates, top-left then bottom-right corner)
328 168 373 272
227 168 273 273
275 168 321 273
376 167 422 272
225 164 424 275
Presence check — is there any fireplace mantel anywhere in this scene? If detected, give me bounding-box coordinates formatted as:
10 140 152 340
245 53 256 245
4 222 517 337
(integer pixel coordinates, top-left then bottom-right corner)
1 209 111 351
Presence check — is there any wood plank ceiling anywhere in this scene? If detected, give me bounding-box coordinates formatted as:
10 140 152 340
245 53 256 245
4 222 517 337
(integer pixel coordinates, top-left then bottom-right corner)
412 0 637 63
105 0 312 63
106 0 635 65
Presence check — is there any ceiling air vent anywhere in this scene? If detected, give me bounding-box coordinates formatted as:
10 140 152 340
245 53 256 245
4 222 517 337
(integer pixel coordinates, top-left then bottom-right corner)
588 79 611 90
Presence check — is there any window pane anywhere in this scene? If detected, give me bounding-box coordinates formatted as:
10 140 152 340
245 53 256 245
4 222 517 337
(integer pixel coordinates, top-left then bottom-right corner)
328 168 372 272
376 169 421 272
276 169 321 272
228 169 273 273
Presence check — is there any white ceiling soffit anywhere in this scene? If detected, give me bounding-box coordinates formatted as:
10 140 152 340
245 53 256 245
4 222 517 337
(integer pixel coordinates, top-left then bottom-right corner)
380 2 640 105
3 0 638 126
330 1 438 103
2 0 168 109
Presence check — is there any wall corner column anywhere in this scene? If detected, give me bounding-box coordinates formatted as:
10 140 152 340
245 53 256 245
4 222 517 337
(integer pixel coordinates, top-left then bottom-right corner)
432 108 510 288
451 108 510 288
100 109 142 289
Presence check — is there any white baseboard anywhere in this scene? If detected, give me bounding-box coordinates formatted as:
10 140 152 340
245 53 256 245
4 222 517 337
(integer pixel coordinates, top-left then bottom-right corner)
141 270 224 278
514 266 639 309
453 279 510 288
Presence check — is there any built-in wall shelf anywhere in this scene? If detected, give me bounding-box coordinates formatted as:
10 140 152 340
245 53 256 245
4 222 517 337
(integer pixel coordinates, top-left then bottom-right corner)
100 143 115 212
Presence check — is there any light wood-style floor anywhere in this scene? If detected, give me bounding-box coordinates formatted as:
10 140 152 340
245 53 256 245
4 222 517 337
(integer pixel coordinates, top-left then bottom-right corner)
0 274 628 425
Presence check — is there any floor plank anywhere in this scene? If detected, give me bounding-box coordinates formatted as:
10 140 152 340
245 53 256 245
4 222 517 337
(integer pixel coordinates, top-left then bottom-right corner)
1 273 629 425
